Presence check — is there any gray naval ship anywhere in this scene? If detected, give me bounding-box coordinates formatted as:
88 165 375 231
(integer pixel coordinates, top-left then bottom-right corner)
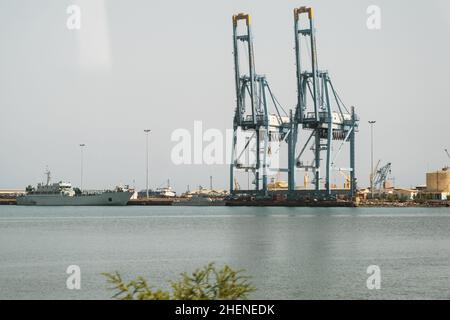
17 170 133 206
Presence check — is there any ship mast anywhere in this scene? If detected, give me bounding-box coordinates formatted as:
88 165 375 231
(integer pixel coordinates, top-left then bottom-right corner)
44 167 51 186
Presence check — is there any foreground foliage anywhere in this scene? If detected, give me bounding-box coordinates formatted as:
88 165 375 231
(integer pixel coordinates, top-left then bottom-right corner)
102 263 255 300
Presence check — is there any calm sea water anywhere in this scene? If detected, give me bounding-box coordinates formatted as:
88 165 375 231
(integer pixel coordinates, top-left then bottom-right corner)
0 205 449 300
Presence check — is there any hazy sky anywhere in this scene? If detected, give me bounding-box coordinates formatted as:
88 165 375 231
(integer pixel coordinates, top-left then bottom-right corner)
1 0 450 192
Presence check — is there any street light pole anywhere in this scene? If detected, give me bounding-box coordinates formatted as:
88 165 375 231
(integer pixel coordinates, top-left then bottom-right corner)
368 121 376 199
79 144 86 192
144 129 151 198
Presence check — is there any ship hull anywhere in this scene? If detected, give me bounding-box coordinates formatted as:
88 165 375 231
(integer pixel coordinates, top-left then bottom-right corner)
16 192 133 206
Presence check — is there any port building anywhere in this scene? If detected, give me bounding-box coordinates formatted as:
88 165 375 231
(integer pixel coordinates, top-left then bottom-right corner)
419 168 450 200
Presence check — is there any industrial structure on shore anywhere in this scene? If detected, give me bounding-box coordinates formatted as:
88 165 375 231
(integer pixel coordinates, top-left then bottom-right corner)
229 7 358 204
0 8 448 208
419 167 450 200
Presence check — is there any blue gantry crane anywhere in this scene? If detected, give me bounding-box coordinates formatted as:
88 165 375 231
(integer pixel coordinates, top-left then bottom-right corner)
229 13 290 196
229 8 359 202
288 7 359 200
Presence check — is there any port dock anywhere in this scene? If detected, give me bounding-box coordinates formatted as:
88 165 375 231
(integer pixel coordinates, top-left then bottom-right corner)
128 198 173 206
0 199 16 205
1 195 448 207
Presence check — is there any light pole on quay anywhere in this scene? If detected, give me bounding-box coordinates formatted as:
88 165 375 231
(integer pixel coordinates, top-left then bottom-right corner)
144 129 151 198
79 144 86 192
368 121 376 199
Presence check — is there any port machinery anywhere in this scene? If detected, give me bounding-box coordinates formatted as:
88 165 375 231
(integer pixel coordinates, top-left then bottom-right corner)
229 13 291 197
289 7 359 200
373 161 392 194
229 8 359 202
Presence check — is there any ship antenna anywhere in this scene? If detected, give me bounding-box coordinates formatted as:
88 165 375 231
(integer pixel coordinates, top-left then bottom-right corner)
45 166 51 186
